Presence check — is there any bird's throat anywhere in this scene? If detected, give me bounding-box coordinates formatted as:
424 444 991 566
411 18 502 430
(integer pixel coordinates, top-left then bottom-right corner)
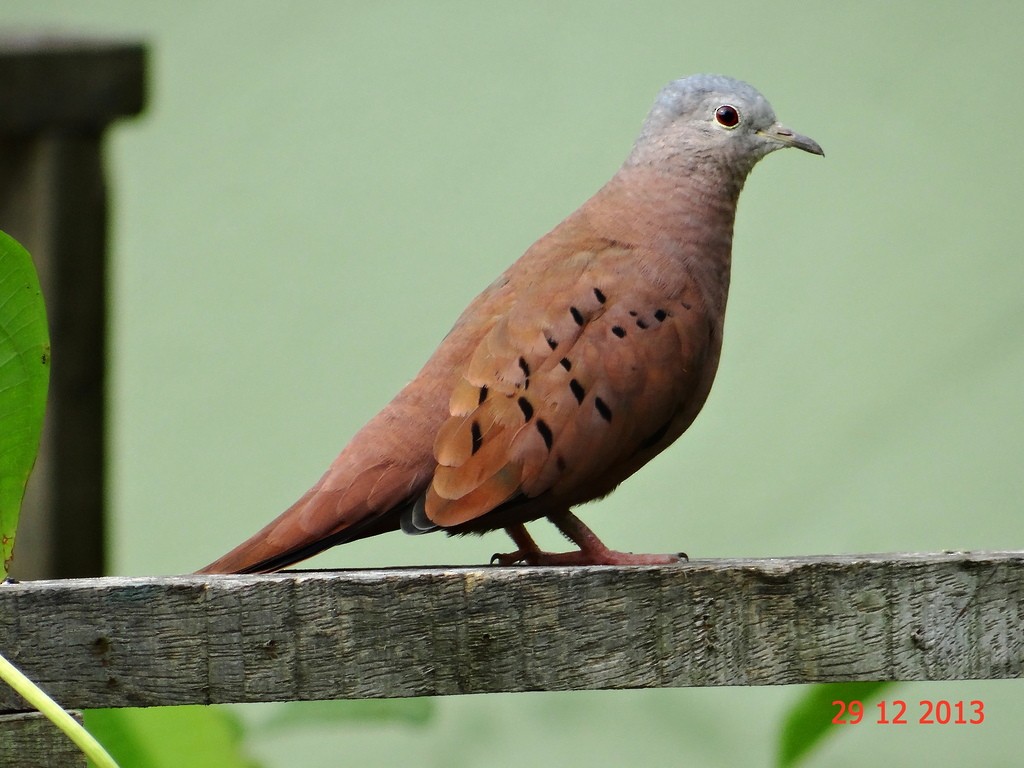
581 166 740 318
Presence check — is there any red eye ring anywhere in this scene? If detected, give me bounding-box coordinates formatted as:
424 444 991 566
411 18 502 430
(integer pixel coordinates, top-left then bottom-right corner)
715 105 740 128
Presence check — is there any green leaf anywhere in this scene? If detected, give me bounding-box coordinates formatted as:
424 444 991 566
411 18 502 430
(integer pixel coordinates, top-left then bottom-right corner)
0 230 50 579
83 707 263 768
777 681 892 767
260 698 435 731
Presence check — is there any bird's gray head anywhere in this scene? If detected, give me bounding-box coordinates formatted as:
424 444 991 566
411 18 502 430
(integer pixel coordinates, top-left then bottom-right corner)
629 74 823 174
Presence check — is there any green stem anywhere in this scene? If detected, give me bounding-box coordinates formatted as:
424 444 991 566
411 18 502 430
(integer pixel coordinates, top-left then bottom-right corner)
0 651 120 768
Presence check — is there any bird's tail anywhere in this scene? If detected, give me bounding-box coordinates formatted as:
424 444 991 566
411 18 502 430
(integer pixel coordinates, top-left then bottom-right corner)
197 470 419 574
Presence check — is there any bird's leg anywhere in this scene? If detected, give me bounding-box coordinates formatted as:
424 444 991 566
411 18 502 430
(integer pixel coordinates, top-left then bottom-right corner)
491 512 684 566
490 524 544 565
549 510 685 565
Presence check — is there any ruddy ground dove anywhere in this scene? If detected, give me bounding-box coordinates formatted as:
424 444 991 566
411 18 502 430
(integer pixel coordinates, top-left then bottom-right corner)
200 74 822 574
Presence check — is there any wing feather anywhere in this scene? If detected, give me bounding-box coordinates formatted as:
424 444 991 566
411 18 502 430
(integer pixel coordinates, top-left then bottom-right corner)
424 240 712 528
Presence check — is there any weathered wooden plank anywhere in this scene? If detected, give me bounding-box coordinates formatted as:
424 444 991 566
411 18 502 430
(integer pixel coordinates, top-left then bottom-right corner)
0 712 86 768
0 552 1020 709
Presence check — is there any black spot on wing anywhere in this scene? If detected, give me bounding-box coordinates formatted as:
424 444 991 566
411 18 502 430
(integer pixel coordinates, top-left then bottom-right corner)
478 385 489 405
570 306 584 325
611 326 626 338
471 421 483 454
559 357 572 371
593 287 606 304
535 419 554 450
517 396 534 422
569 379 585 404
594 397 612 422
518 356 530 388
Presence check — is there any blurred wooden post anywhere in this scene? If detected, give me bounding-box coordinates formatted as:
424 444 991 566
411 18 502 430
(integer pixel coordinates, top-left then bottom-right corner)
0 36 146 579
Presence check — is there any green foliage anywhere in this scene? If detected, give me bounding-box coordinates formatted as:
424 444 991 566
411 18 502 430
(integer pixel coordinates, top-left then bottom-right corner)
260 698 434 731
0 232 117 765
777 681 892 767
84 707 262 768
0 230 50 578
83 700 435 766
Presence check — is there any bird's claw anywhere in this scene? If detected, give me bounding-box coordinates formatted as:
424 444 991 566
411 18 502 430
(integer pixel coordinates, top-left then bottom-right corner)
490 551 527 566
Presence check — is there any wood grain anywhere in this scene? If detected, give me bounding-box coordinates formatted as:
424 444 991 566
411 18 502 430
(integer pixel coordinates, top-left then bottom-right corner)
0 712 85 768
1 552 1021 710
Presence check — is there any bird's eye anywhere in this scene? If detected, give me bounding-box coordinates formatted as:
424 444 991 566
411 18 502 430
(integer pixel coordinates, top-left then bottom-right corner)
714 105 740 128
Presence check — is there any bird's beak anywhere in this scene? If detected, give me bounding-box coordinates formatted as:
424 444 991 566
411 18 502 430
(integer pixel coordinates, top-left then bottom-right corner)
758 123 824 156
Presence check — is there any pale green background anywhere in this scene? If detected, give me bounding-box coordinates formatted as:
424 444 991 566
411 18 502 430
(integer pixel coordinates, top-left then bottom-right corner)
5 2 1023 766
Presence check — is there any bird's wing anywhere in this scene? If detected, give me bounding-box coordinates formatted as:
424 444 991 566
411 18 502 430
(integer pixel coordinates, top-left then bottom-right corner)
424 239 713 528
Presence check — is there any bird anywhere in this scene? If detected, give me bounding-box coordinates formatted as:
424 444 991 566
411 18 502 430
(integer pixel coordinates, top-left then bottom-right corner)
200 74 822 574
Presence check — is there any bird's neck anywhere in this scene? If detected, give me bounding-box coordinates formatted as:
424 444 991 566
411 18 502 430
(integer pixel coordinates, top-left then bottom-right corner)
580 163 747 317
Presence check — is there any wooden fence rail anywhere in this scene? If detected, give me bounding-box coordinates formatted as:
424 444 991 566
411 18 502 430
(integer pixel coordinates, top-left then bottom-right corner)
2 551 1021 711
2 551 1022 765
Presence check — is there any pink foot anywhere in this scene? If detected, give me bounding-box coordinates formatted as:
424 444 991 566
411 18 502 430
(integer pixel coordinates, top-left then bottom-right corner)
492 548 682 566
490 516 686 566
